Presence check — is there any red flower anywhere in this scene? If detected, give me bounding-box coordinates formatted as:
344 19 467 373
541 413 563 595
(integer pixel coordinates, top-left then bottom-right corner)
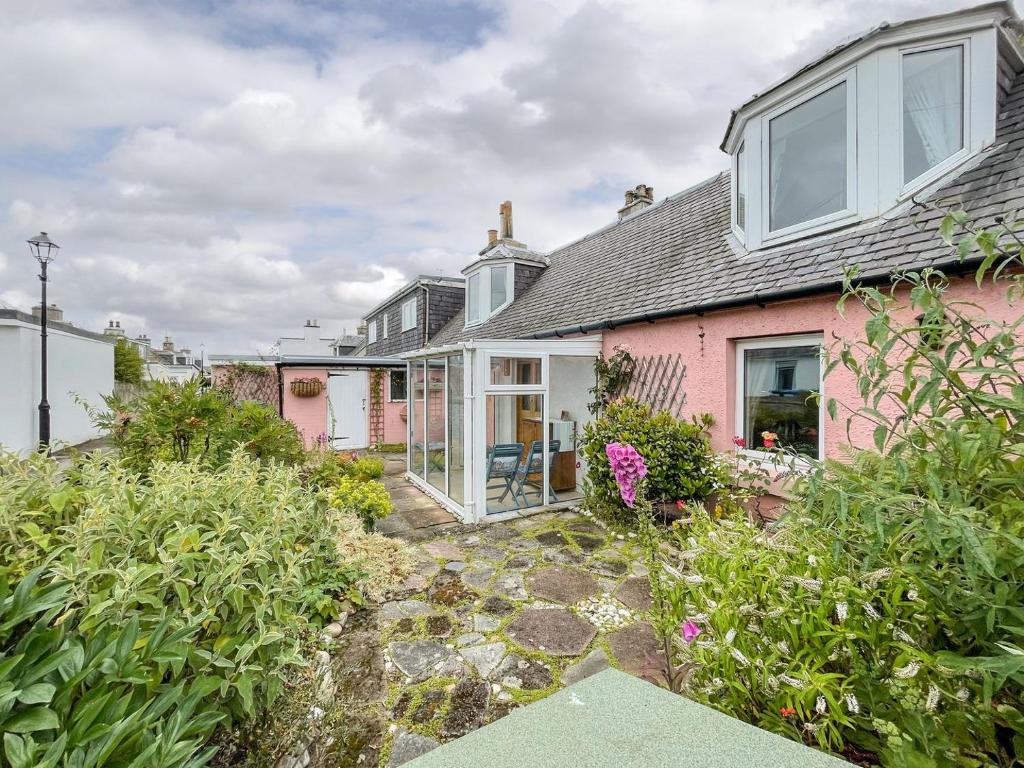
763 438 776 449
733 436 746 448
779 706 797 717
675 500 686 511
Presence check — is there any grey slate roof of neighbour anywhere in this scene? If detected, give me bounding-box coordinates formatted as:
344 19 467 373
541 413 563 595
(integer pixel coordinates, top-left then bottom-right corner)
361 274 465 321
431 70 1024 346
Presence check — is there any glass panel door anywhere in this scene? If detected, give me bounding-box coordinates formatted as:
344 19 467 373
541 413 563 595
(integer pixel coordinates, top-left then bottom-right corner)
484 393 548 515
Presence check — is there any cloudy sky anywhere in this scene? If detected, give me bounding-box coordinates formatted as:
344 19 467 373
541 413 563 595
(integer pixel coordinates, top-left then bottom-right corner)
0 0 1001 354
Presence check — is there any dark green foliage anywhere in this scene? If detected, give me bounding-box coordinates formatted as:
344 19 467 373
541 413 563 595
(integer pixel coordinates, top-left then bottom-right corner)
112 338 144 384
581 398 723 521
588 347 636 415
93 378 303 476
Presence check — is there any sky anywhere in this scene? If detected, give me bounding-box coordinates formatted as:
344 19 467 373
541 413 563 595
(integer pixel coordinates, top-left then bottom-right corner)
0 0 1005 354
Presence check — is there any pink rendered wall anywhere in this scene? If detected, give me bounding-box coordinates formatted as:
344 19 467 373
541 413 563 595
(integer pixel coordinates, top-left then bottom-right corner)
602 277 1018 460
281 368 329 449
383 372 407 445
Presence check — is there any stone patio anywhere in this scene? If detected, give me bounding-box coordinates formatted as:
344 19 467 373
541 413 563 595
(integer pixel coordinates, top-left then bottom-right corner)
373 472 662 768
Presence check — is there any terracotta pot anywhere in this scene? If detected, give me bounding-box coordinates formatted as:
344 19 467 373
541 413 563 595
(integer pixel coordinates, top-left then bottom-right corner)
290 378 324 398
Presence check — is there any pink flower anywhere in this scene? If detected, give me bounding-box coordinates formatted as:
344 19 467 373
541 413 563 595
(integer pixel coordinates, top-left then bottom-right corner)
761 430 778 449
605 442 648 508
675 500 686 511
681 620 701 643
733 436 746 448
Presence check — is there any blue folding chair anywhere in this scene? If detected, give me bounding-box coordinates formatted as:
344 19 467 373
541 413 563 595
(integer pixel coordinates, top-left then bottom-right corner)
486 443 525 507
513 440 560 505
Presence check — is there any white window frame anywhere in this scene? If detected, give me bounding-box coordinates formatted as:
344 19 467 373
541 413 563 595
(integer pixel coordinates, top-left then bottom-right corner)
761 70 859 244
401 297 417 332
734 334 824 467
467 273 482 325
367 319 377 344
388 369 407 402
897 38 971 196
465 263 513 328
731 140 746 242
382 313 389 339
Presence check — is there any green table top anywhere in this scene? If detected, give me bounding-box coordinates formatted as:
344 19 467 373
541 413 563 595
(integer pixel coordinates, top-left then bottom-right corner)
407 668 852 768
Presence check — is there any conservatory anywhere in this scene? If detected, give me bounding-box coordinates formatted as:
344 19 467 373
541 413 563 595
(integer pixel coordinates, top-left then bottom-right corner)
402 337 602 524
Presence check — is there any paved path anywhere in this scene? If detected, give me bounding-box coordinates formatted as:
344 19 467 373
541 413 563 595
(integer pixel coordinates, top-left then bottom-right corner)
373 470 663 768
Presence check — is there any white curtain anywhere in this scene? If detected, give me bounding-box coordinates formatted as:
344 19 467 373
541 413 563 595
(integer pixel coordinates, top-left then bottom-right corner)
903 47 962 180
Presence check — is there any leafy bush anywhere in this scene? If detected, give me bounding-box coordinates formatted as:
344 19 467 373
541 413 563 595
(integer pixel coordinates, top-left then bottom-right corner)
581 398 723 521
300 447 354 491
329 475 393 532
657 507 995 764
0 451 69 580
1 570 223 768
0 450 364 727
349 456 384 481
94 379 303 475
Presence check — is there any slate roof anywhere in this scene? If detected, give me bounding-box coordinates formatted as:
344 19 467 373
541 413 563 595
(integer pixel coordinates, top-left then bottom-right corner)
431 70 1024 346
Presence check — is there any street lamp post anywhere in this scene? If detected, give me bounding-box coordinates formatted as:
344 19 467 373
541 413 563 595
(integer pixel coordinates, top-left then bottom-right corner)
28 232 60 451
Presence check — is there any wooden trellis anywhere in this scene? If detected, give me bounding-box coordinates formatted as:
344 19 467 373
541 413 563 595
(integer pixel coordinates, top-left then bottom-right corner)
621 353 687 417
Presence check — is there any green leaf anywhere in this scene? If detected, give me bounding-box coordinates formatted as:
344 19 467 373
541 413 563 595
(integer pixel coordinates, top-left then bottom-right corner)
3 733 33 768
2 706 60 733
16 683 55 705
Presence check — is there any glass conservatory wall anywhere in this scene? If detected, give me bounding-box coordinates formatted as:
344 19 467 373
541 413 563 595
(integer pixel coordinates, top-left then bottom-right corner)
426 358 446 493
447 355 465 505
409 362 425 479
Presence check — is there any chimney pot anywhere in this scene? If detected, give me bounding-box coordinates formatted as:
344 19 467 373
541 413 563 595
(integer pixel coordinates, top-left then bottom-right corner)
487 229 498 244
617 183 655 222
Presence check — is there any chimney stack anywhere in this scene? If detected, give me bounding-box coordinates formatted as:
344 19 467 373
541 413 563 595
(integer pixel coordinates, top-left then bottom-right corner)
103 319 126 338
33 304 64 323
487 229 498 244
617 184 655 221
163 336 175 352
499 200 513 240
303 319 320 345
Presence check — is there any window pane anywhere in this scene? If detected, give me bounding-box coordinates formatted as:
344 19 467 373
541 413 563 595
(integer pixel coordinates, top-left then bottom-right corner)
447 355 464 505
903 46 963 183
490 357 542 385
389 370 407 401
402 299 417 331
769 82 847 231
410 363 425 478
743 344 820 459
468 273 481 322
735 142 746 232
426 359 446 494
490 266 507 311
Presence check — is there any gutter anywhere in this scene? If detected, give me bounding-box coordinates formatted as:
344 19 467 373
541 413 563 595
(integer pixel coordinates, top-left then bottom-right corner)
531 256 983 340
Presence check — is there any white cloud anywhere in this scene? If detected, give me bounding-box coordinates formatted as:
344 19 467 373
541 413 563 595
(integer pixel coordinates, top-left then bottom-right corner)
0 0 1010 351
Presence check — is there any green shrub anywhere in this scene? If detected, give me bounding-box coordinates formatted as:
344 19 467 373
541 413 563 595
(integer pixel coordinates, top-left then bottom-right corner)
0 451 69 580
113 337 144 384
30 451 362 720
300 447 353 491
658 506 995 764
0 570 223 768
581 398 723 521
328 475 392 532
94 379 303 476
349 456 384 481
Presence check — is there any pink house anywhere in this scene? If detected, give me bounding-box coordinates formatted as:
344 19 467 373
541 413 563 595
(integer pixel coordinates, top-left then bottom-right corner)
398 3 1024 523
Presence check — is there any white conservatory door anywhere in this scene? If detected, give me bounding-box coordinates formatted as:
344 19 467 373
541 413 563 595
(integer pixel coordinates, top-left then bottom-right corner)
327 371 369 450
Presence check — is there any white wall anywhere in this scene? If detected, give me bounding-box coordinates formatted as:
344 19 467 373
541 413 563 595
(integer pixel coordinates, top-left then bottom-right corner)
0 318 114 453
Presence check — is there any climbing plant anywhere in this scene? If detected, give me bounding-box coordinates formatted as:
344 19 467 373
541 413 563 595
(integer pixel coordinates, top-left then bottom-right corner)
588 346 636 415
368 368 386 446
218 362 279 405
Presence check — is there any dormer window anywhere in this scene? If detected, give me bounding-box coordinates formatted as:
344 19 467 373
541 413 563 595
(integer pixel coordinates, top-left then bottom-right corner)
902 44 965 185
466 263 513 326
722 5 1014 251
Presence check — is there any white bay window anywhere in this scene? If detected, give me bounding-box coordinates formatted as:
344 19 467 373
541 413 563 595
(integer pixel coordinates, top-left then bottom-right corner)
724 18 998 251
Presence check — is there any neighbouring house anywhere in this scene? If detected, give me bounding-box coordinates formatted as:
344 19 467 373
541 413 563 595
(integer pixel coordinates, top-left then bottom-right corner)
402 2 1024 523
0 304 114 453
104 322 203 382
277 319 363 357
